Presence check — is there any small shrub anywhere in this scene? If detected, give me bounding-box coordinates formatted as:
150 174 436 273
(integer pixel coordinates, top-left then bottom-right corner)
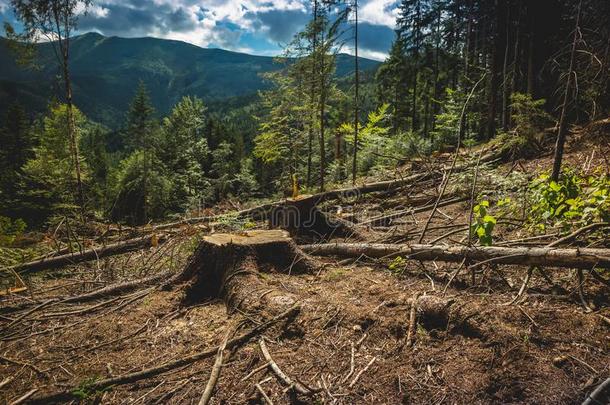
0 216 26 246
71 377 106 401
388 256 407 274
493 93 552 158
528 169 610 231
471 200 496 246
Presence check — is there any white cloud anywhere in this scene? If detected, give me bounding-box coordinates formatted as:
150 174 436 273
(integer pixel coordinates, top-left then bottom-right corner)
87 5 110 18
360 0 399 28
73 0 397 56
343 44 388 61
188 0 307 30
358 49 388 61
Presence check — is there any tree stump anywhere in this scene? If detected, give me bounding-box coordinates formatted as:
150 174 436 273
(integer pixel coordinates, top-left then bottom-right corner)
174 230 318 314
269 195 365 240
416 295 455 330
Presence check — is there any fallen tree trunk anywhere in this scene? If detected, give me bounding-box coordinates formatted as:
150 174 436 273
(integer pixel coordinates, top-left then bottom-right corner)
6 234 166 275
359 196 469 227
151 149 502 232
300 243 610 270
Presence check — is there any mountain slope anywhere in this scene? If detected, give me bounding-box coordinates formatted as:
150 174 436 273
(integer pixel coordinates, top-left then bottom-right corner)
0 33 380 127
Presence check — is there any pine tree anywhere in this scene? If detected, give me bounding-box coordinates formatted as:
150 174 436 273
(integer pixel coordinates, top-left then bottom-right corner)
8 0 92 217
81 125 109 209
0 103 32 219
376 34 410 134
161 96 210 211
123 82 157 223
22 103 89 222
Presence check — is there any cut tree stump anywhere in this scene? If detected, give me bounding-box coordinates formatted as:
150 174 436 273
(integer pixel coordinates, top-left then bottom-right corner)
269 195 365 240
173 230 318 314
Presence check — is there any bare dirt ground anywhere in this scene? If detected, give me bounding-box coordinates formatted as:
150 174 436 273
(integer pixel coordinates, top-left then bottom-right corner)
1 126 608 404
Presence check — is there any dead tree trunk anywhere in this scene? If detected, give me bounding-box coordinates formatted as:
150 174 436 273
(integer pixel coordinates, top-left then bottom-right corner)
550 0 582 182
269 195 366 240
171 230 318 314
300 242 610 270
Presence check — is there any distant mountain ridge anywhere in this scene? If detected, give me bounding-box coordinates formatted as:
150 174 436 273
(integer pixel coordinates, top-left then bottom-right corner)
0 32 380 127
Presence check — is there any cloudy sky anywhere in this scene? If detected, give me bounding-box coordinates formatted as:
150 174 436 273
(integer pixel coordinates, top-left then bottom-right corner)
0 0 400 60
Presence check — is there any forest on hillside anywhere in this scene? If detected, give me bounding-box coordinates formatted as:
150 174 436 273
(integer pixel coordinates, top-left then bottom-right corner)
0 0 609 404
1 0 606 232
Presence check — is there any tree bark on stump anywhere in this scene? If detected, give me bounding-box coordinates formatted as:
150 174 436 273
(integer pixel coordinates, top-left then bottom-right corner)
172 230 318 314
269 195 365 240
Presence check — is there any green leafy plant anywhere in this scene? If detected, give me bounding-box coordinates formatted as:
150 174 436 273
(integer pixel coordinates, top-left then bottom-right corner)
471 200 497 246
388 256 406 274
71 377 107 401
528 170 609 231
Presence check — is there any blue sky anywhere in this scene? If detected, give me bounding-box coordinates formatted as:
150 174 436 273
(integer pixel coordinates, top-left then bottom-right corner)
0 0 400 60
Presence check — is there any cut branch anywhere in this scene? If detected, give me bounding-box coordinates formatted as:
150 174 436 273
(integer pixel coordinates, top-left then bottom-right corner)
360 197 468 227
30 306 301 404
6 234 166 275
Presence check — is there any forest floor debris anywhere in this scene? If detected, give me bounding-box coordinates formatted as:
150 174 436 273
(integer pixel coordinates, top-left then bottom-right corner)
0 139 609 404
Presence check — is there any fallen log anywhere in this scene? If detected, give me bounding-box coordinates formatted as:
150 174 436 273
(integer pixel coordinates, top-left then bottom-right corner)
359 196 468 227
300 243 610 270
5 234 167 275
151 149 502 232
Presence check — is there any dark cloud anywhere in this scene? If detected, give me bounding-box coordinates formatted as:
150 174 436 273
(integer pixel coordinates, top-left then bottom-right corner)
167 8 197 32
246 8 310 44
0 0 396 57
78 1 195 36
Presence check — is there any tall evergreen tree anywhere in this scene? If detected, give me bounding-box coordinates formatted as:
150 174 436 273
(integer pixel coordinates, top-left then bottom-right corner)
22 103 89 223
161 96 210 211
376 34 410 134
0 103 32 219
125 81 158 223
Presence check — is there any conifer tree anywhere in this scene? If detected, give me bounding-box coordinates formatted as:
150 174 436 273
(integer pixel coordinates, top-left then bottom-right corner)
0 103 32 219
124 82 157 223
376 34 410 134
161 96 210 211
